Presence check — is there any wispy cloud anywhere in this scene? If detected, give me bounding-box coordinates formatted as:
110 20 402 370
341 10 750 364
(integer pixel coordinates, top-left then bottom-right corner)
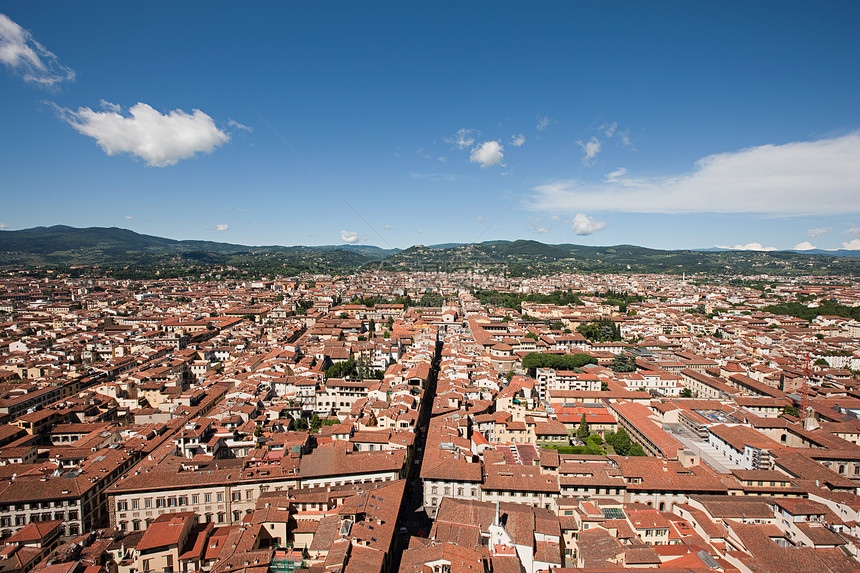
577 137 601 165
806 227 831 238
0 13 75 87
54 101 230 167
409 171 461 182
716 242 777 251
383 224 393 231
470 140 504 168
528 218 549 234
604 167 627 182
227 119 252 132
341 230 359 243
445 128 477 150
0 222 8 229
124 215 134 220
571 213 606 235
216 224 229 231
532 133 860 215
476 215 485 224
536 115 555 131
510 134 525 147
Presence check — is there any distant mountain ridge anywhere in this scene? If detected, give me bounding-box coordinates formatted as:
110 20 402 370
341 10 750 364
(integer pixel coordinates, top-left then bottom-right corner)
1 226 859 276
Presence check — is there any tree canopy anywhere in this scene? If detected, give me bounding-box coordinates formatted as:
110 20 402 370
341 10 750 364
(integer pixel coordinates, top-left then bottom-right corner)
521 352 597 376
577 318 622 342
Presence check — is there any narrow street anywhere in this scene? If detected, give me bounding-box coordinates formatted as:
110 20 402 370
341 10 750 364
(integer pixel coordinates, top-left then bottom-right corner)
390 338 442 570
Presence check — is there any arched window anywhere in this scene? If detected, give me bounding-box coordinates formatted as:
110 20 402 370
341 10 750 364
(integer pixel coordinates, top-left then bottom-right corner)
780 434 787 442
659 502 666 512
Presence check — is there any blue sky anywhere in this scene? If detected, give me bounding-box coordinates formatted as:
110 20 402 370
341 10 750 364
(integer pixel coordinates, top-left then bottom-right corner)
1 2 859 252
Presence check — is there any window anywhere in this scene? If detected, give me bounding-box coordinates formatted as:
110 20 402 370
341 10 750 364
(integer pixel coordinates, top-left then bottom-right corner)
245 490 252 500
204 494 211 503
144 498 152 509
131 499 139 510
232 492 241 502
192 495 199 504
178 496 187 506
156 498 165 508
217 493 224 502
117 501 127 511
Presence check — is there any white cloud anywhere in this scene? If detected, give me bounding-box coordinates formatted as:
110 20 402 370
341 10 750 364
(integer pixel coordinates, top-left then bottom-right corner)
437 156 447 163
417 228 425 234
571 213 606 235
529 218 549 234
604 167 627 182
510 134 525 147
470 140 504 168
577 137 601 165
445 128 477 150
476 215 485 224
100 99 121 113
0 13 75 87
536 116 555 131
807 227 831 238
416 148 432 160
716 243 777 252
383 224 393 231
341 230 359 244
842 239 860 250
550 215 560 222
216 224 229 231
0 222 8 229
843 226 860 235
124 215 133 220
793 241 817 251
55 101 229 167
227 119 252 132
601 122 617 137
531 133 860 215
409 171 460 182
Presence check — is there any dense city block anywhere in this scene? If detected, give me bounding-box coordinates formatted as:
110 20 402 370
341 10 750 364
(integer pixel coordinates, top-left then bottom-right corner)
1 269 860 573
